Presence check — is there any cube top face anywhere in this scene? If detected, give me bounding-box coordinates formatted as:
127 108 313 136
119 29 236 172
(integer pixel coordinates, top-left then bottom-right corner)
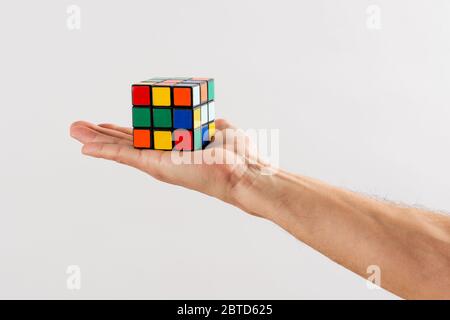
132 77 214 108
132 77 215 151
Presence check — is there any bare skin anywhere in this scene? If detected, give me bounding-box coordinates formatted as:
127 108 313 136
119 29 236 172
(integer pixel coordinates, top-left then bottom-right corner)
70 119 450 299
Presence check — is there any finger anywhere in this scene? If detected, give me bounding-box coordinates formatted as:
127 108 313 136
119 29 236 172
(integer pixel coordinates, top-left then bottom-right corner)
215 118 236 131
98 123 133 136
81 142 144 169
72 121 132 141
81 142 169 178
71 125 131 145
208 118 247 150
214 119 249 147
71 121 132 141
213 124 260 163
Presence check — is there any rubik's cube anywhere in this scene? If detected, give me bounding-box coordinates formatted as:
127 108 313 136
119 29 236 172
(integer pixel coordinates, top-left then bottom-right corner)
131 77 215 150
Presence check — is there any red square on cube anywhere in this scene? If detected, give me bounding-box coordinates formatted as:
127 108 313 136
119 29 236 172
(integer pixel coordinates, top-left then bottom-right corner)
174 129 193 151
132 85 151 106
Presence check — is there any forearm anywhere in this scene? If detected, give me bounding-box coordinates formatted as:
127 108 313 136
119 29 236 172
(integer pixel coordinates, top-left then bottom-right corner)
71 120 450 298
231 167 450 299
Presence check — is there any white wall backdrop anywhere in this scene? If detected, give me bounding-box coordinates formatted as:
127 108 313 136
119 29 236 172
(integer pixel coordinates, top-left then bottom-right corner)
1 0 449 299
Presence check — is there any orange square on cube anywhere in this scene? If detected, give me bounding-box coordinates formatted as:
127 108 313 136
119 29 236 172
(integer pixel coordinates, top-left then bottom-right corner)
200 83 207 103
173 87 191 106
133 129 151 148
161 80 181 84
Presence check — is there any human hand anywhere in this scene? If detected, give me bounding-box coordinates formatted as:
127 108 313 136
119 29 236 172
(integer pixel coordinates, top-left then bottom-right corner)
70 119 273 217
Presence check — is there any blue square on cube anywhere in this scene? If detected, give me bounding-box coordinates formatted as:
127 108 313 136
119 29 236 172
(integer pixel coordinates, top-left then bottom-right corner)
201 124 209 146
173 109 192 129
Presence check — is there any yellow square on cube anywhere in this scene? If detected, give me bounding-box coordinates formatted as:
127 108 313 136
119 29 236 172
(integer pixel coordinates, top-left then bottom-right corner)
154 131 172 150
194 108 201 128
152 87 171 106
209 122 215 140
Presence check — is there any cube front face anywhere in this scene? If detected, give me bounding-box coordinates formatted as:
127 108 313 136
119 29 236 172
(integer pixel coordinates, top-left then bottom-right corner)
131 77 215 150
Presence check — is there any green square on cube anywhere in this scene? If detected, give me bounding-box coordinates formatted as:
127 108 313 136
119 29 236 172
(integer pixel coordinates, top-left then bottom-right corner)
133 107 151 127
194 128 202 150
153 108 172 128
208 80 215 100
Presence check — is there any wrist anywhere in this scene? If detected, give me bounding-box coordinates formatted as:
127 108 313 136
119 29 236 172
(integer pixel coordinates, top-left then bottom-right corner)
227 163 289 220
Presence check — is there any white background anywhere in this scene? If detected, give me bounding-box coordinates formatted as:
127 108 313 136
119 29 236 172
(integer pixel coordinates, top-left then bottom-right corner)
1 0 449 299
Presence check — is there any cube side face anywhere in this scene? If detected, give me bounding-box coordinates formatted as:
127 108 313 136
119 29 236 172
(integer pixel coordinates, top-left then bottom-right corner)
131 77 215 150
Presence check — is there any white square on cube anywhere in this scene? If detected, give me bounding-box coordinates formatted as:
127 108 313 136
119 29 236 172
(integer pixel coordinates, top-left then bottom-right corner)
192 86 200 106
201 104 208 124
208 101 215 121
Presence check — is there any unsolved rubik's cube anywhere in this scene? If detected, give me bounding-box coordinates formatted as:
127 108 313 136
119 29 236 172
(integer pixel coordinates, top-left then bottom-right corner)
131 77 215 150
